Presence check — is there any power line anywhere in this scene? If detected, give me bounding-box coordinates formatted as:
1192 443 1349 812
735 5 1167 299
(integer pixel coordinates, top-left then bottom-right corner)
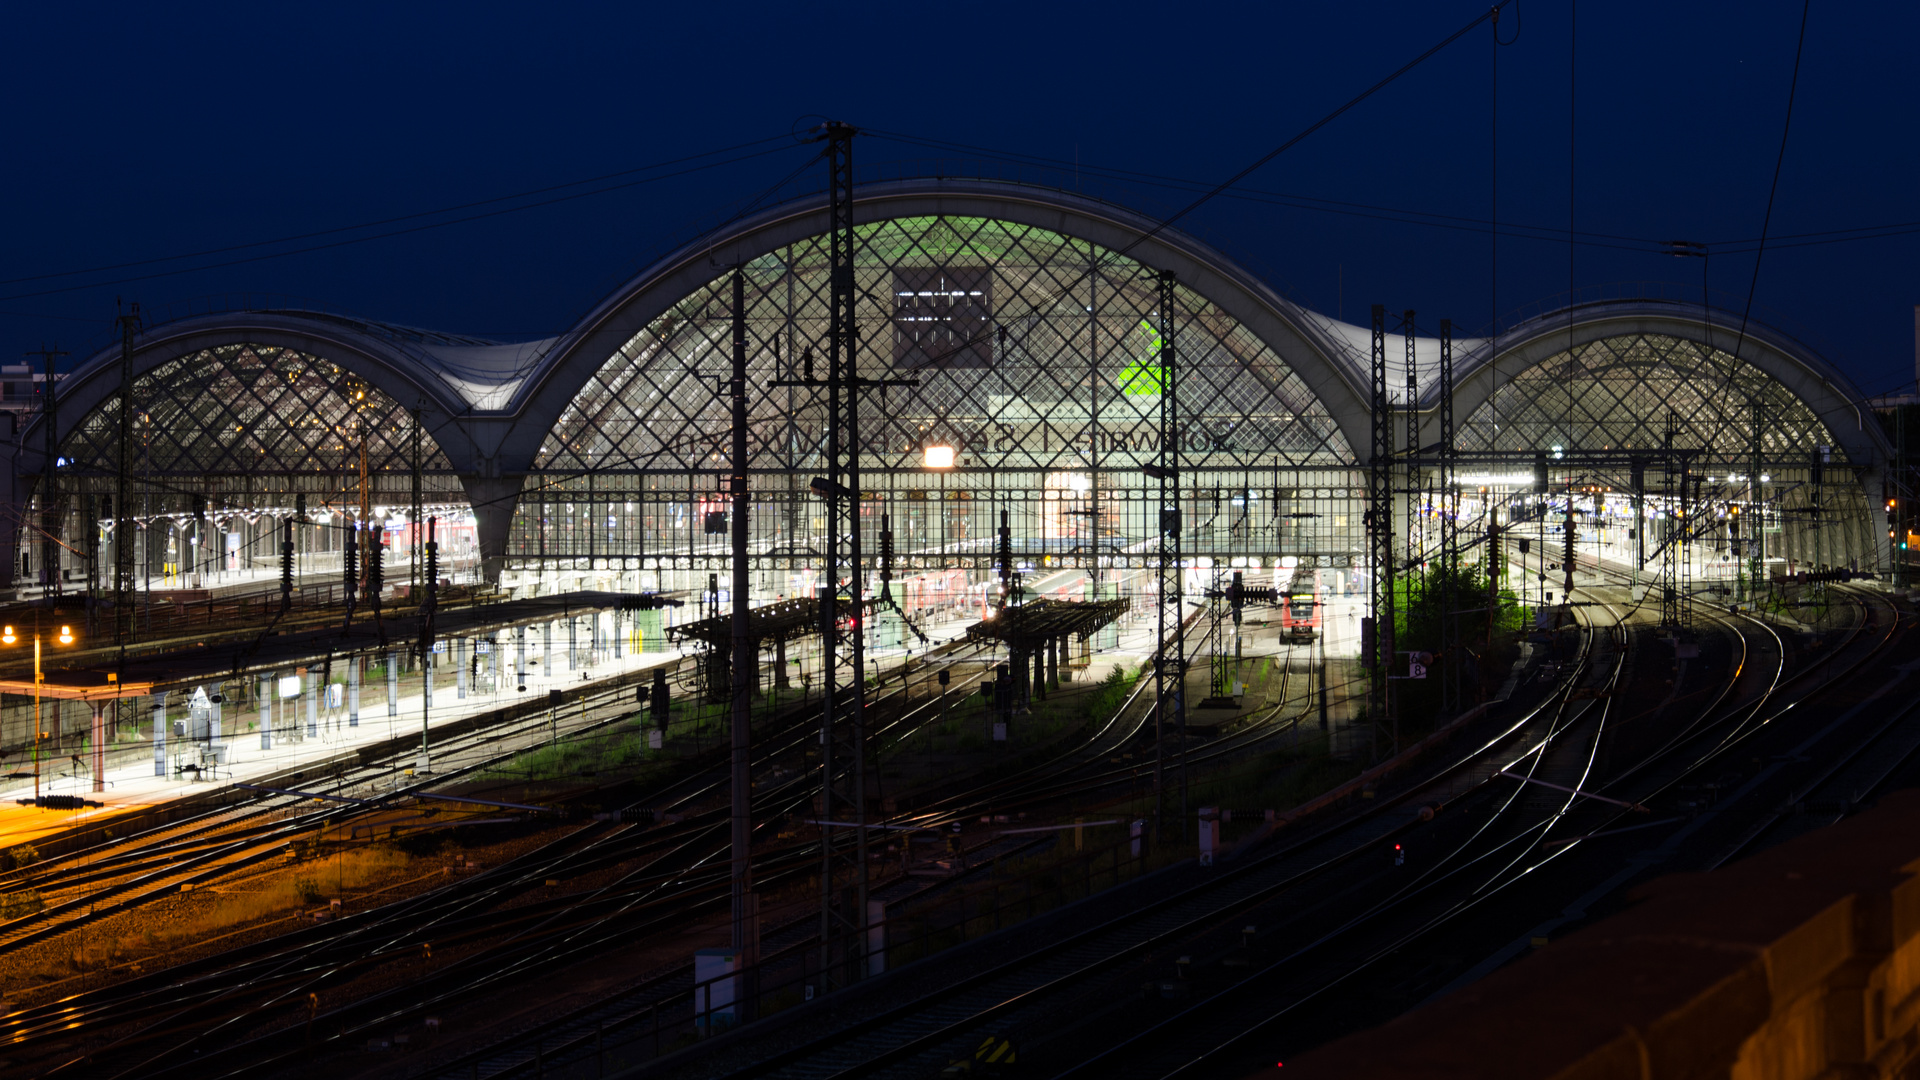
0 141 804 302
0 134 792 288
1727 0 1813 369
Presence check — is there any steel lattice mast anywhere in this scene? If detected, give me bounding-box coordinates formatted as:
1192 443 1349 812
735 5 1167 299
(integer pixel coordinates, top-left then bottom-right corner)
817 121 871 987
1367 305 1394 756
113 306 139 647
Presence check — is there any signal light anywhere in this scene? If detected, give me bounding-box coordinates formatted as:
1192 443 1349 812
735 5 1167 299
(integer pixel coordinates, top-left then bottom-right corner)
57 626 72 645
1 626 14 645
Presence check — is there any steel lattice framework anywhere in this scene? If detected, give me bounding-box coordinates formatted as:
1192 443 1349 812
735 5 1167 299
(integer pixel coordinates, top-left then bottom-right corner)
1460 332 1873 572
510 214 1364 599
32 343 469 604
61 344 456 481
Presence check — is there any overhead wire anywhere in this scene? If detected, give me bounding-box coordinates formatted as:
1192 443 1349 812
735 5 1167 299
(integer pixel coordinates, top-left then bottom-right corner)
0 134 793 289
1727 0 1814 369
890 2 1518 371
0 141 806 303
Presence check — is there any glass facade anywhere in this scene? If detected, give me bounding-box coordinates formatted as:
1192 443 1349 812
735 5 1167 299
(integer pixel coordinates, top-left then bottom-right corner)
1463 332 1872 573
37 343 471 591
508 215 1367 600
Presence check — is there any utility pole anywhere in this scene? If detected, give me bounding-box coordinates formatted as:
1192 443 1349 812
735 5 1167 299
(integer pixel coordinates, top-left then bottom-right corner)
1438 320 1458 717
419 516 438 771
1146 272 1182 827
26 346 68 600
1563 479 1576 599
728 266 760 1007
1366 305 1395 759
410 407 424 595
769 123 907 988
113 305 140 648
1160 272 1185 821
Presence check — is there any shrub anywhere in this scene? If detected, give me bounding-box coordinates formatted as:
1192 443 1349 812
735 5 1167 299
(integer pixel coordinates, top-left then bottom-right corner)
1 889 45 920
293 877 324 905
4 844 41 871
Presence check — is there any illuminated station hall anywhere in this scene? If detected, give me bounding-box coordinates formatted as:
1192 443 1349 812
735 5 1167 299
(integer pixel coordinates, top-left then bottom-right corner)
0 177 1888 803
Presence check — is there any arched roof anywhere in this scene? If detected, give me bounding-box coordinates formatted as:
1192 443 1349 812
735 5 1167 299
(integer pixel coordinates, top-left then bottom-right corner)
21 310 523 480
492 178 1377 472
1447 299 1890 471
31 186 1885 485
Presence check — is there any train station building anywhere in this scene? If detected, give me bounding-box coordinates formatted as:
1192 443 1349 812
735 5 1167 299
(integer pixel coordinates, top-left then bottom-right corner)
4 180 1884 617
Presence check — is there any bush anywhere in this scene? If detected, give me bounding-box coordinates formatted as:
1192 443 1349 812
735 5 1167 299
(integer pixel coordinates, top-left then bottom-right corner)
1084 668 1136 721
4 844 41 871
292 877 324 905
1 889 44 920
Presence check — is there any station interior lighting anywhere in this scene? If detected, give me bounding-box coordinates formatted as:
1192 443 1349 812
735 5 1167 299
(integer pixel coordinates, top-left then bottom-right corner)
922 444 955 469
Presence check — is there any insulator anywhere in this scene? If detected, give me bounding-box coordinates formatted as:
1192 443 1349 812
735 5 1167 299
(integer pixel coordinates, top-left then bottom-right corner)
879 515 895 582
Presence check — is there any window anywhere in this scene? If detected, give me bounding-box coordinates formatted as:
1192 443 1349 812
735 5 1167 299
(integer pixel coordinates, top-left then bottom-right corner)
892 268 993 368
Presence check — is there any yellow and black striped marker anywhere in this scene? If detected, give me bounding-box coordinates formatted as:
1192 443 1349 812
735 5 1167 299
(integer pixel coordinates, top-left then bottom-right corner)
941 1034 1016 1075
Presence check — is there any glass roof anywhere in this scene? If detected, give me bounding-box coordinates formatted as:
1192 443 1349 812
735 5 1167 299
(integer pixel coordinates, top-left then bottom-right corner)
1461 332 1847 468
537 215 1353 474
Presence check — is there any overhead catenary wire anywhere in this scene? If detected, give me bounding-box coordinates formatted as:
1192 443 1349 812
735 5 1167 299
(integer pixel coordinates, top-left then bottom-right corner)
1726 0 1814 370
0 135 796 290
0 142 809 304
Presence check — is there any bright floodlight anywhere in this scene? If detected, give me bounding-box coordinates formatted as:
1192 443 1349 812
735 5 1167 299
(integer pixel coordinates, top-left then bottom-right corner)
923 444 955 469
1 626 15 646
57 626 73 645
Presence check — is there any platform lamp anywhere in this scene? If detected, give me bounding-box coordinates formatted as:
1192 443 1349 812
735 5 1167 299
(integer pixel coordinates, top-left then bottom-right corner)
924 443 955 572
2 620 77 804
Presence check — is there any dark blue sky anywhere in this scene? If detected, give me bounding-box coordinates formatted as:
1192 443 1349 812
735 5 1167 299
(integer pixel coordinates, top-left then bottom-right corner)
5 1 1915 392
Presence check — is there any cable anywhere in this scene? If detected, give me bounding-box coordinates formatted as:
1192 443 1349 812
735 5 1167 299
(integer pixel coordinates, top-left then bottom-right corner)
1727 0 1814 370
863 126 1663 250
1567 0 1577 444
892 2 1515 371
0 143 807 303
0 135 793 289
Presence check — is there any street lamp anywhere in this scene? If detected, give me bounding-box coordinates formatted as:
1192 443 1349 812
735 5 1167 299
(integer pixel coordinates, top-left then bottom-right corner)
924 444 954 571
2 621 79 803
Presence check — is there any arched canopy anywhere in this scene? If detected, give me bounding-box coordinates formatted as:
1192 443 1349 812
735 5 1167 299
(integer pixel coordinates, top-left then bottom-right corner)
1449 302 1888 472
530 212 1356 480
59 342 456 483
25 311 492 483
503 179 1371 473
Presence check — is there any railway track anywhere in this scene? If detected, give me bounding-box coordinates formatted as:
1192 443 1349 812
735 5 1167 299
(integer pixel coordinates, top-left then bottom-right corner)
635 592 1627 1080
0 635 1125 1076
1146 581 1906 1078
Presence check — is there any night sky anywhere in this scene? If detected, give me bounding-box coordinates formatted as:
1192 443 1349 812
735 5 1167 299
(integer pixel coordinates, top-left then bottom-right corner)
5 1 1915 393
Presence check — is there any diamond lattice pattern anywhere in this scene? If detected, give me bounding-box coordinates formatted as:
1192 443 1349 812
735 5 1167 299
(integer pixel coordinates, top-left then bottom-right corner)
60 344 454 479
1460 333 1846 468
536 216 1353 476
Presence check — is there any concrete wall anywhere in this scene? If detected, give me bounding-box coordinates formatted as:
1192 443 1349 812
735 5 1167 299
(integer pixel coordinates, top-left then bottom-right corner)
1284 790 1920 1079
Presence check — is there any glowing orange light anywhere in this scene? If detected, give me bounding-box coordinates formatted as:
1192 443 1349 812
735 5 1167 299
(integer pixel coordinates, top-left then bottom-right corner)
57 626 73 646
1 626 15 645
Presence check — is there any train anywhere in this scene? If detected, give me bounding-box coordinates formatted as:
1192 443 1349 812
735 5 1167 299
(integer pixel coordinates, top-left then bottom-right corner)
1280 583 1322 642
